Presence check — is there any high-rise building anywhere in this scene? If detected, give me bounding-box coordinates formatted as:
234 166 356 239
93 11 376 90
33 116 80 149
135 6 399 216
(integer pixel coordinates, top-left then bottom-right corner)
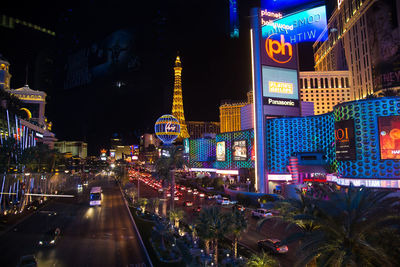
219 100 248 133
313 0 400 99
299 71 352 114
171 55 190 139
219 91 253 133
54 141 87 158
186 121 220 139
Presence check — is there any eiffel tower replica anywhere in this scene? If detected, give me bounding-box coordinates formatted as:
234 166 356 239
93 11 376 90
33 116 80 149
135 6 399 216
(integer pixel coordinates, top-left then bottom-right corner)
172 54 190 140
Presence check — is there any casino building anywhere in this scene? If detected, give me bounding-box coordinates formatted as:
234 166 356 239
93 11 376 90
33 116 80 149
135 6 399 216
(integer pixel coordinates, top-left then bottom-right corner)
187 96 400 192
313 0 400 99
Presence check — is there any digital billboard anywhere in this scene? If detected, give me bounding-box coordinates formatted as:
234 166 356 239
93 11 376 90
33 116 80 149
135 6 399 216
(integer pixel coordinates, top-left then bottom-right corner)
261 5 328 45
367 0 400 91
232 140 247 161
216 141 226 161
262 65 299 106
64 29 140 89
378 116 400 159
261 0 324 13
335 119 356 160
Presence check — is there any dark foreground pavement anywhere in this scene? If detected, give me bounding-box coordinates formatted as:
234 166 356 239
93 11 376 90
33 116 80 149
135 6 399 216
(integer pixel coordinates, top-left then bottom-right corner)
0 177 151 267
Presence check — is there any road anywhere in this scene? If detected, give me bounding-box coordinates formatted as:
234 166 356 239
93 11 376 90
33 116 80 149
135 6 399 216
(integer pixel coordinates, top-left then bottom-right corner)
133 175 297 267
0 176 151 267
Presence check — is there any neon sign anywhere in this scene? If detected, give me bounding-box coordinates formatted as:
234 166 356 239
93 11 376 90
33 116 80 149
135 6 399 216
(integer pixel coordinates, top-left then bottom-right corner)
265 34 293 64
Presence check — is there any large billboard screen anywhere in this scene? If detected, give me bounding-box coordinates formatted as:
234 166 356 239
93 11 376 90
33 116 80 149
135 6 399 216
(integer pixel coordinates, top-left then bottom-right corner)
335 119 356 160
262 66 299 107
64 29 140 89
378 116 400 159
232 140 247 161
261 5 328 45
261 0 324 13
216 141 226 162
367 0 400 91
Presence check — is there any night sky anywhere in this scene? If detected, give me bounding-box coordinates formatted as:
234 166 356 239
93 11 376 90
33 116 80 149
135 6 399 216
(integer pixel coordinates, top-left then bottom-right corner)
1 0 315 155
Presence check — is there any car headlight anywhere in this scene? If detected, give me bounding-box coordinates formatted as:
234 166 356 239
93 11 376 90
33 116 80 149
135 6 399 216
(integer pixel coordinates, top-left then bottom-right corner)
39 241 43 245
50 240 55 244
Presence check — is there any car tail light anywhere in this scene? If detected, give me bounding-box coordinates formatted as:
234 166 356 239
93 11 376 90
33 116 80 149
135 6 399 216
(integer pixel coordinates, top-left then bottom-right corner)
276 247 280 251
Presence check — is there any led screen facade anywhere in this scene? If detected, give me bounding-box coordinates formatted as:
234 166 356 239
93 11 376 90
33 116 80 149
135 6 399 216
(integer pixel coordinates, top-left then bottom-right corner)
216 141 226 162
232 140 247 161
378 116 400 159
261 5 328 45
262 66 299 107
261 0 324 13
335 119 356 160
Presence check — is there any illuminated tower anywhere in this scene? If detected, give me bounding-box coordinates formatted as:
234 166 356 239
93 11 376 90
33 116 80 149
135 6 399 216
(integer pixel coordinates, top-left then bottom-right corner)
172 55 190 139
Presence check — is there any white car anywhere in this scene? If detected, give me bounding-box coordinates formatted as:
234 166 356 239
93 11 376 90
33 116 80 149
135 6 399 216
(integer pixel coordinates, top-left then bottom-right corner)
217 197 230 205
251 208 273 219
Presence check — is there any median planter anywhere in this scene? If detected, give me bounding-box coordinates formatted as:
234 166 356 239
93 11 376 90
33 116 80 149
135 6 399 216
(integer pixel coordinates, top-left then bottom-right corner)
149 237 182 263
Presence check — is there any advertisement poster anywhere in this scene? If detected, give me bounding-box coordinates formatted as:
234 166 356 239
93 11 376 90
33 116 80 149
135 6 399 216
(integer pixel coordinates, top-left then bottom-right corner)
379 116 400 159
367 0 400 91
335 119 356 160
261 0 324 13
216 141 226 162
232 140 247 161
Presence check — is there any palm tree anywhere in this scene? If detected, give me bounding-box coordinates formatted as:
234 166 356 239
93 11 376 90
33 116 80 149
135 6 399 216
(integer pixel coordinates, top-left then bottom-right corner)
196 206 231 265
137 197 148 214
229 209 248 259
149 198 160 214
168 209 184 228
154 145 184 215
294 185 400 267
246 252 279 267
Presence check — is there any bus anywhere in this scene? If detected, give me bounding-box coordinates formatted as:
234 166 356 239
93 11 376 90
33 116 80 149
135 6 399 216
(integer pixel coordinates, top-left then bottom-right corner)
90 187 102 206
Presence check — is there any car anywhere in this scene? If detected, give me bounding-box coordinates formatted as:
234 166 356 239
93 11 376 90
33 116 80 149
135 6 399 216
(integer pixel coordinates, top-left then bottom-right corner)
193 191 199 195
251 209 273 219
233 204 245 212
257 239 288 254
217 197 230 205
206 195 214 200
199 193 205 198
183 201 193 207
17 255 37 267
187 189 193 193
39 228 61 247
174 196 179 201
83 180 89 186
193 206 202 213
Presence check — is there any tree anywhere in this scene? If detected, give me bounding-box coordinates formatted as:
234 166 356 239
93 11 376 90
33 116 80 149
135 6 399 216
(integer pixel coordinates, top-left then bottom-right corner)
154 145 184 214
229 209 248 259
291 185 400 266
149 198 160 214
196 206 231 265
137 198 148 214
168 209 184 228
246 252 279 267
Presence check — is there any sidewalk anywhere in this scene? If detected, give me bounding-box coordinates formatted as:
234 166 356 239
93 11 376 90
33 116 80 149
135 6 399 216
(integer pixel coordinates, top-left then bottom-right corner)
0 200 51 236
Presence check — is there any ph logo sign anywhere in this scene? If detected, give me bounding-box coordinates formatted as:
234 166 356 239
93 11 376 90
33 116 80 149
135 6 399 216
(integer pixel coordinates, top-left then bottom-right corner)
265 34 293 64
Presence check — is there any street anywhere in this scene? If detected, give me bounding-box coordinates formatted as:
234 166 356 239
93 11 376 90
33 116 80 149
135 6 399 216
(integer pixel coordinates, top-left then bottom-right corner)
133 175 297 267
0 176 151 267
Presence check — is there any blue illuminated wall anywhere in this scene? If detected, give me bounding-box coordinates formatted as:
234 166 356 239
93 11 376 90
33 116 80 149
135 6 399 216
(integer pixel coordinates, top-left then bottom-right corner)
265 114 335 173
215 130 255 169
189 138 216 168
229 0 239 38
334 97 400 179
